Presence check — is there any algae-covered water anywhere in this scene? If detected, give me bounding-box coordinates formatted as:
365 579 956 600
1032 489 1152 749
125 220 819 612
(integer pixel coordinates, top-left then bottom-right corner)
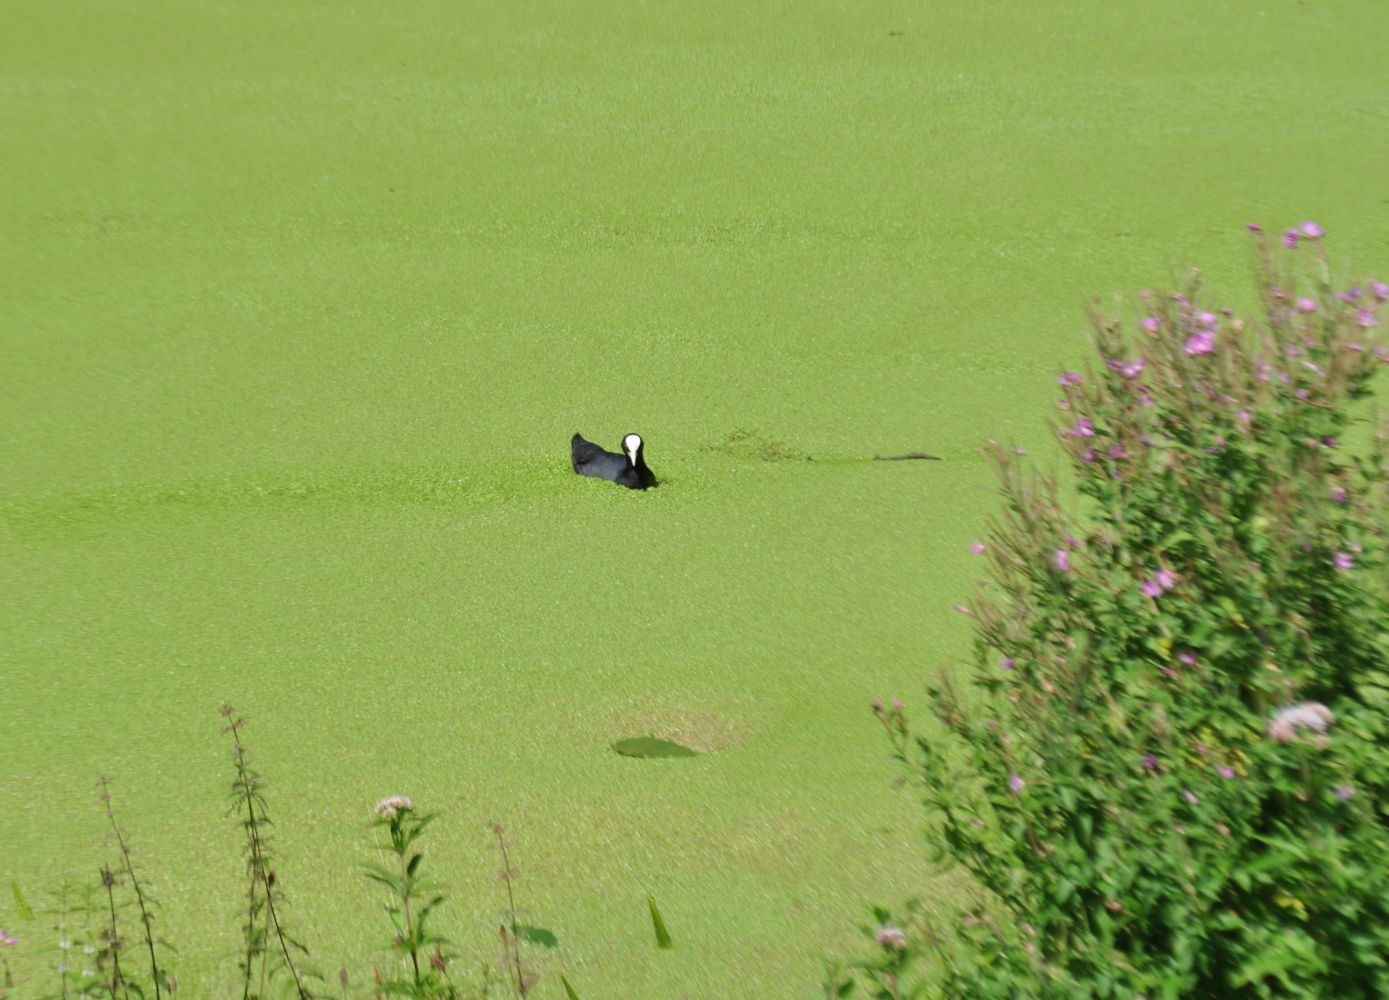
3 1 1387 994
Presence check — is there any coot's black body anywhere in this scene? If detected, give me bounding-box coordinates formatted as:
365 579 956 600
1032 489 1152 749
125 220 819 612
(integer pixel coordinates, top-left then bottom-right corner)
571 433 656 489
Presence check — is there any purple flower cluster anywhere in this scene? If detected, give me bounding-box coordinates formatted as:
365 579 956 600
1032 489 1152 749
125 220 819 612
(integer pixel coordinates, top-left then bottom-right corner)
1283 221 1324 247
1106 356 1146 379
1139 567 1177 598
1185 311 1218 356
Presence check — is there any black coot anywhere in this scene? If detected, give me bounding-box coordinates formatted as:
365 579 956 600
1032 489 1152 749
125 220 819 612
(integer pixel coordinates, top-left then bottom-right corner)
571 432 656 489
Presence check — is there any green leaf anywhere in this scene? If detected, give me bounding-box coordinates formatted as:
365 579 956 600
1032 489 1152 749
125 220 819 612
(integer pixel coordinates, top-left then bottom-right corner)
561 975 583 1000
516 924 559 948
612 737 699 759
647 894 673 949
10 883 33 921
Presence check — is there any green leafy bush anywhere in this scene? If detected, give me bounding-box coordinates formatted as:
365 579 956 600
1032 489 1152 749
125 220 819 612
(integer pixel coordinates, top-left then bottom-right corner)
849 226 1389 998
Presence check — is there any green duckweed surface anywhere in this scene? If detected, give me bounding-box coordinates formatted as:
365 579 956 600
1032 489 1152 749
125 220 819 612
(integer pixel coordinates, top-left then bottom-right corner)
3 1 1387 994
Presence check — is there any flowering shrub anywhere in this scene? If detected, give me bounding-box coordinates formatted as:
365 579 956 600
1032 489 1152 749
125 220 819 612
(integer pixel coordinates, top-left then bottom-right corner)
849 227 1389 997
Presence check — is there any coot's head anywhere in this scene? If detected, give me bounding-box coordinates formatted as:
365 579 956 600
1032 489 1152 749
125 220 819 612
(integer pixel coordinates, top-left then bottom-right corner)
623 433 644 464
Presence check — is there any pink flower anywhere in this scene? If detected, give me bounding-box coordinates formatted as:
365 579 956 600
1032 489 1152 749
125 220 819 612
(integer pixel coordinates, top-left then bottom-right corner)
1000 657 1016 670
1335 785 1357 802
953 603 972 615
1141 316 1160 334
1235 410 1251 428
1356 308 1378 328
1282 229 1300 249
969 541 986 555
1053 549 1070 572
1057 371 1083 386
1217 766 1235 779
1196 311 1218 327
875 924 907 950
1008 773 1026 794
1372 281 1389 302
1140 579 1162 597
1267 702 1335 742
374 795 414 819
1332 486 1348 503
1119 358 1146 378
1334 551 1354 570
1299 221 1324 239
1073 417 1095 437
1295 297 1317 313
1155 568 1176 590
1178 651 1198 666
1245 223 1263 233
1185 330 1215 355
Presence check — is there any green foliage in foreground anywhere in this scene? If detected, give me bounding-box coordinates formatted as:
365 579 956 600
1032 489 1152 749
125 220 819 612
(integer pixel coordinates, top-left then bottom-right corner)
844 228 1389 998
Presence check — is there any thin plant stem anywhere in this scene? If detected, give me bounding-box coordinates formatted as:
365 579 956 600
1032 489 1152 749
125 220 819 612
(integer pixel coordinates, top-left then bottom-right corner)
100 865 128 1000
99 778 161 1000
222 706 311 999
492 825 526 997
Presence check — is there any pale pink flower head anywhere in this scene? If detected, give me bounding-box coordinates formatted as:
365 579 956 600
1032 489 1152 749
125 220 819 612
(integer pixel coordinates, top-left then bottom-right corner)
1295 297 1317 313
1217 766 1235 779
1140 579 1162 598
1333 551 1354 570
1000 657 1016 670
1372 281 1389 303
875 924 907 950
374 795 414 819
1335 785 1357 802
969 541 986 555
1052 548 1070 572
1282 229 1300 249
1057 371 1083 386
1008 773 1026 794
1267 702 1335 741
1140 316 1160 334
1332 486 1348 503
1356 308 1378 329
0 930 16 947
1299 221 1324 240
1155 568 1176 590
